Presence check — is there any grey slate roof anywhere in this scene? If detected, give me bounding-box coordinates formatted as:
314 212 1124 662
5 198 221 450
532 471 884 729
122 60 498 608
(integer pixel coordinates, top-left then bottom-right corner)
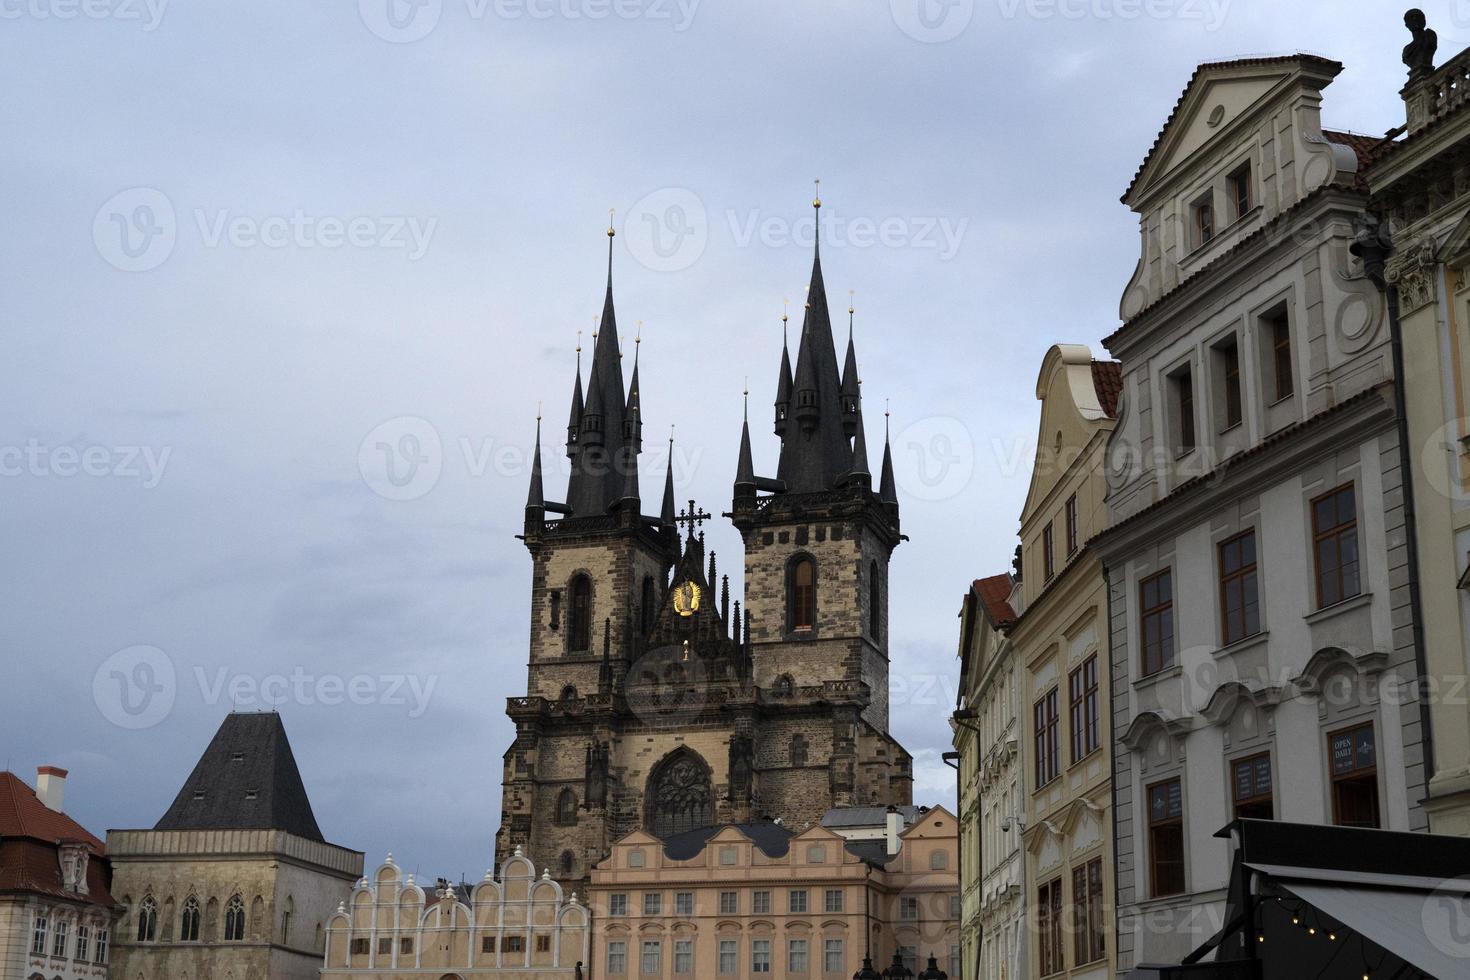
659 822 794 861
155 712 325 843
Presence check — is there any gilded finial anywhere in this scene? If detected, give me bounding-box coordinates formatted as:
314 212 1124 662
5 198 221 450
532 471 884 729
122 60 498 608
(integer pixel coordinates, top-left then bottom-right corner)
607 208 616 237
636 321 642 345
782 297 789 323
669 424 675 445
848 288 855 316
576 329 582 355
537 400 543 422
813 178 821 209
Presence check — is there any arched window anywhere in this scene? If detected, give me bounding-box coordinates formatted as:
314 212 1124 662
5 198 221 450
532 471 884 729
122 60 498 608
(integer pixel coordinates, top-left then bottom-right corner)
645 749 713 839
280 897 293 945
774 674 794 696
559 851 576 876
559 685 578 702
790 735 808 768
641 575 657 633
869 560 881 639
569 575 592 652
556 789 578 826
224 896 245 942
179 898 200 942
790 557 816 631
136 898 157 943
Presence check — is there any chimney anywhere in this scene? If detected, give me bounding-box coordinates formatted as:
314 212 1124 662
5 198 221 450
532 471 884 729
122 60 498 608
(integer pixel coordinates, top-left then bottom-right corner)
885 805 902 856
35 766 68 812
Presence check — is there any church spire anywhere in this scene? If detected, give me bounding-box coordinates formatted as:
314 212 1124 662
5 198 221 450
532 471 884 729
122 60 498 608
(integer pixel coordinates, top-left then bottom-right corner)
840 292 860 436
735 384 755 499
527 414 546 511
566 336 584 457
774 184 853 493
774 302 793 437
879 405 898 510
569 214 635 516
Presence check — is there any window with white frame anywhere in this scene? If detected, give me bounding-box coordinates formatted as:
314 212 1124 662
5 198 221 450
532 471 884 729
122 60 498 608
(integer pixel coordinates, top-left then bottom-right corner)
789 938 809 972
752 939 772 973
641 940 661 974
718 939 737 973
824 938 844 973
674 939 693 973
607 940 627 974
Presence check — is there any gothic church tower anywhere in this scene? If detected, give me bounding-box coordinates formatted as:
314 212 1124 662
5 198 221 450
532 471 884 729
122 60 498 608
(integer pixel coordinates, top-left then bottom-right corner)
499 202 911 895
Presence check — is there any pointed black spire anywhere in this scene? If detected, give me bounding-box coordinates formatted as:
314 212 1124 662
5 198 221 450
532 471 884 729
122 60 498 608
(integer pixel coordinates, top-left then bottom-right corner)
774 184 854 493
619 400 641 507
774 304 793 437
569 216 634 516
735 386 756 499
626 326 643 452
880 407 898 509
840 293 861 436
527 416 546 510
566 339 584 457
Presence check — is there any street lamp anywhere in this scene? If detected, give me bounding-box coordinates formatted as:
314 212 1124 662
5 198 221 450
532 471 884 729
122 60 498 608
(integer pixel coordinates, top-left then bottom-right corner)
917 952 949 979
881 950 914 979
852 956 882 980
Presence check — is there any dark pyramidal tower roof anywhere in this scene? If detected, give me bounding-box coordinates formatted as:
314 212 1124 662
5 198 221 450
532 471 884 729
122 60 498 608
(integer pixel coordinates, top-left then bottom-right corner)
155 712 324 842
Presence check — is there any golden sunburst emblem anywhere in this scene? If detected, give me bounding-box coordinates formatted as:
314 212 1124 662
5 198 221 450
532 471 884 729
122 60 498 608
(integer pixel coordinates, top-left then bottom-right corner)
673 581 702 617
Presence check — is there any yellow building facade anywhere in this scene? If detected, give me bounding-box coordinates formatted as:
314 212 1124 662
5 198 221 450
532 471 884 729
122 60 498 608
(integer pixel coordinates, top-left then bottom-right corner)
1012 346 1119 980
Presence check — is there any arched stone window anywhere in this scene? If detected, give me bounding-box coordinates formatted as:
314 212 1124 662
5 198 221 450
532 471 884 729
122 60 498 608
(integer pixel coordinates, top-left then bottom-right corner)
560 685 578 702
789 556 816 631
790 735 808 768
559 851 576 877
641 575 657 633
136 898 157 943
645 749 713 838
223 896 245 942
179 897 200 942
869 560 881 639
569 575 593 652
556 789 579 826
774 674 794 696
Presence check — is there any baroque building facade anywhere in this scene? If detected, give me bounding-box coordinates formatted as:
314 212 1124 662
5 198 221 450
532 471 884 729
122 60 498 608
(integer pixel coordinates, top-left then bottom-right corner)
1012 346 1119 980
0 767 117 980
586 806 959 980
107 713 363 980
497 202 913 895
1094 53 1429 973
323 850 589 979
952 575 1024 980
1357 15 1470 837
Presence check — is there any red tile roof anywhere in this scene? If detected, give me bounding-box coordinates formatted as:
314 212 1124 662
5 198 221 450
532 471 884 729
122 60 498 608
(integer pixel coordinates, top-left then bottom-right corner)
1092 361 1123 418
0 772 115 906
972 574 1016 628
0 771 103 850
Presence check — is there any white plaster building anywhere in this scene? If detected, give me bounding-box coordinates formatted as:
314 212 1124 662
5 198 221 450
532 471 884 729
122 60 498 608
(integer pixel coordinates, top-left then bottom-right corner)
1094 54 1428 973
323 850 590 979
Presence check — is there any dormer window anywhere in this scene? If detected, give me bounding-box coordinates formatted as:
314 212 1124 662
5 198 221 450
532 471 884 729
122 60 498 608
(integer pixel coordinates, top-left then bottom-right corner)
1191 193 1215 248
1228 162 1253 219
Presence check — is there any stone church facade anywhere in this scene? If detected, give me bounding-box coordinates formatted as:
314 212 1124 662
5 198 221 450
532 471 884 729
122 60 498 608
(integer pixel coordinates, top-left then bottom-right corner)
496 202 914 893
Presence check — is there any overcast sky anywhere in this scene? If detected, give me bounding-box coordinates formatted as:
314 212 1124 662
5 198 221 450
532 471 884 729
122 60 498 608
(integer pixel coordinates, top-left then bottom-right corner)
0 0 1440 880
